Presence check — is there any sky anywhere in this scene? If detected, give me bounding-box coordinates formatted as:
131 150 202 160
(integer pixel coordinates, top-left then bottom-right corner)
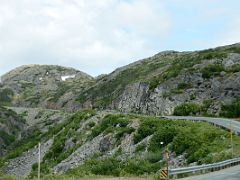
0 0 240 77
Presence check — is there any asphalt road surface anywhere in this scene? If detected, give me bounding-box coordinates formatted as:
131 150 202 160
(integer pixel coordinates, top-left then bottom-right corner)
181 165 240 180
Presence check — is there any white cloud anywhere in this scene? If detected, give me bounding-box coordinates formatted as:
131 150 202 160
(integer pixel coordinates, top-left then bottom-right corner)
0 0 172 77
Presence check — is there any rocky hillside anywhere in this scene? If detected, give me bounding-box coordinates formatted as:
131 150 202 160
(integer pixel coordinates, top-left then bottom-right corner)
1 43 240 117
0 106 26 156
1 109 239 178
76 43 240 116
1 65 94 111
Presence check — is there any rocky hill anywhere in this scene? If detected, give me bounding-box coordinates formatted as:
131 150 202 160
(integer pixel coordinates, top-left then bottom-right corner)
76 43 240 116
1 65 94 111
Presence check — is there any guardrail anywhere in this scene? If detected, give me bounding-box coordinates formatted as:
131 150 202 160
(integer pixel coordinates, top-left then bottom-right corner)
169 157 240 178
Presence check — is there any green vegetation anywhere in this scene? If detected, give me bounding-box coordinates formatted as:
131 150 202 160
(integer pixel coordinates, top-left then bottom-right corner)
76 45 240 108
220 99 240 118
29 109 96 177
225 46 240 54
67 156 163 177
0 107 28 166
90 114 132 139
0 129 42 168
173 101 212 116
0 131 15 146
201 64 224 79
51 82 70 102
0 88 14 106
198 49 228 60
77 57 171 108
173 103 201 116
134 118 239 164
163 83 193 97
2 111 240 178
226 64 240 73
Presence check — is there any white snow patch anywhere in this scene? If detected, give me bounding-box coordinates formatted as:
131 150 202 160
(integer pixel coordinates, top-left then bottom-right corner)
61 75 76 81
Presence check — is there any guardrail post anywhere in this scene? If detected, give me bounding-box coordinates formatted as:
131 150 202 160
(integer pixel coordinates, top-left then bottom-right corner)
173 174 178 179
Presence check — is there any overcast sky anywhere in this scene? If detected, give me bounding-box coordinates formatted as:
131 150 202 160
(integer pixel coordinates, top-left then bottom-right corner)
0 0 240 77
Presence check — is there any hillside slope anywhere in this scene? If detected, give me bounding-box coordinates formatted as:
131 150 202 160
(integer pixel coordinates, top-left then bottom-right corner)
76 43 240 116
1 109 240 178
0 107 26 156
1 65 94 111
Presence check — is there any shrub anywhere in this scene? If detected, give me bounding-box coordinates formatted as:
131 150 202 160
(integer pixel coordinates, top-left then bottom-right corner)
91 114 130 138
149 126 177 152
220 99 240 118
173 103 201 116
133 119 159 144
177 83 192 90
0 88 14 105
198 49 227 59
201 64 224 79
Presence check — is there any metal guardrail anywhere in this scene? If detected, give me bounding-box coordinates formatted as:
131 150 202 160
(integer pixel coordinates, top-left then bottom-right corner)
169 157 240 176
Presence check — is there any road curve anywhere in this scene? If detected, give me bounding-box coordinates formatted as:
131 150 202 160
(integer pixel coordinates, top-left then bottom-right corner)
181 164 240 180
162 116 240 135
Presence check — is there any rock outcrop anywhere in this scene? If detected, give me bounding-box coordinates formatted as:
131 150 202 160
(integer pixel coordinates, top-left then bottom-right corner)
3 139 53 177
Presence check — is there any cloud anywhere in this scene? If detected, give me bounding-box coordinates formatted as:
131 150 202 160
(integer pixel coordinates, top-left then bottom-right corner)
0 0 171 76
1 0 239 77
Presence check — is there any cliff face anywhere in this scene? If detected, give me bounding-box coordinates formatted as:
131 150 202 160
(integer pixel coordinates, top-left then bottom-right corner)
76 43 240 116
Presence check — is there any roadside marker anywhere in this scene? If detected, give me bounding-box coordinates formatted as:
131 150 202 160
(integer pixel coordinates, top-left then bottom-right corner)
160 169 168 179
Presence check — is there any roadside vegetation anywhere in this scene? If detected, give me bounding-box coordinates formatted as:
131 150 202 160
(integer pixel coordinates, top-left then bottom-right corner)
220 99 240 118
2 110 240 179
173 101 212 116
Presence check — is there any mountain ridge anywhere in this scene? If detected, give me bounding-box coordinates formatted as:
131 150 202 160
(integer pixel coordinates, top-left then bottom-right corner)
1 43 240 116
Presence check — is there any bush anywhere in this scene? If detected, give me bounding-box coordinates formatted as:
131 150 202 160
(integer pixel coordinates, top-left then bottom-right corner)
177 83 192 90
68 157 164 177
133 119 159 144
198 49 227 59
149 126 177 152
173 103 201 116
0 131 15 145
201 64 224 79
220 99 240 118
0 88 14 105
91 114 130 138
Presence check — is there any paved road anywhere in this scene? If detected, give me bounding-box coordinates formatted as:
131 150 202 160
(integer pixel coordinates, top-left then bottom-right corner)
181 165 240 180
162 116 240 135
